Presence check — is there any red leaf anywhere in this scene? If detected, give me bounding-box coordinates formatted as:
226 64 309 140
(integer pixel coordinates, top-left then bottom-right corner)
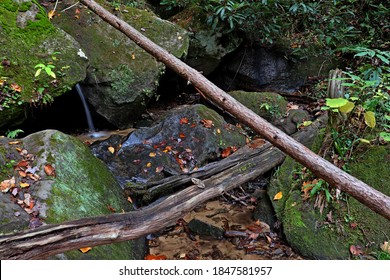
180 117 189 124
44 164 56 177
200 119 213 128
145 254 167 260
179 133 186 139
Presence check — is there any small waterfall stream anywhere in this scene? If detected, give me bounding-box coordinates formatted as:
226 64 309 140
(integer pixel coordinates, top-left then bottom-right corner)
75 83 96 133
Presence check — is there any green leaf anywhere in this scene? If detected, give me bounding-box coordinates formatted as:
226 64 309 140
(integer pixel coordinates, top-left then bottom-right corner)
359 138 371 144
364 111 376 128
302 121 312 127
380 132 390 142
326 98 348 108
384 115 390 121
34 69 42 77
339 101 355 113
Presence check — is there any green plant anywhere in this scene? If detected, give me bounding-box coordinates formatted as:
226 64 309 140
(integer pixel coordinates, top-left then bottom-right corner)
6 129 24 139
34 63 56 79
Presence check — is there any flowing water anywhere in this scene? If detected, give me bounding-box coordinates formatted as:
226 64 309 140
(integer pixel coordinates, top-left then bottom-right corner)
75 83 96 133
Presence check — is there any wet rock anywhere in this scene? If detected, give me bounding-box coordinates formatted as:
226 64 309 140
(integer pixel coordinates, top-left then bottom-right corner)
188 218 225 240
91 104 247 185
274 109 311 135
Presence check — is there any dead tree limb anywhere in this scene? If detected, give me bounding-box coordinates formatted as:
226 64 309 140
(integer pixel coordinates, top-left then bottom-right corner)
0 116 325 259
79 0 390 220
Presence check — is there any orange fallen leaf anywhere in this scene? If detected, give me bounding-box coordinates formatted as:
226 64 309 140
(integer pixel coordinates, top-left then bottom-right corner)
10 83 22 92
48 10 56 20
149 152 156 157
179 133 186 139
1 177 15 193
107 205 116 213
146 162 152 168
18 171 27 177
44 164 56 177
247 138 266 149
221 147 233 158
200 119 213 128
79 247 92 253
108 146 115 154
273 191 283 200
180 117 189 124
145 254 167 260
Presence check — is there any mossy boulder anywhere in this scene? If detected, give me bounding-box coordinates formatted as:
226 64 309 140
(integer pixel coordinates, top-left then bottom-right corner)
0 0 88 129
0 130 145 259
228 91 288 122
50 0 189 129
269 130 390 259
170 7 242 75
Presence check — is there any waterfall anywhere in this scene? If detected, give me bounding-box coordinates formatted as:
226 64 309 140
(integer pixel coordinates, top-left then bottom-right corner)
75 83 96 133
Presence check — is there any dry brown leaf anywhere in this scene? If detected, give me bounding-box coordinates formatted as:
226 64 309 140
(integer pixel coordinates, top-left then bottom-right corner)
200 119 213 128
247 138 266 149
44 164 56 177
380 241 390 253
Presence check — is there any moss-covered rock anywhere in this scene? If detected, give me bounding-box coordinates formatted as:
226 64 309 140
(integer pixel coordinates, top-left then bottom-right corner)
49 0 189 128
0 130 145 259
0 0 88 129
228 91 288 122
170 7 242 75
269 129 390 259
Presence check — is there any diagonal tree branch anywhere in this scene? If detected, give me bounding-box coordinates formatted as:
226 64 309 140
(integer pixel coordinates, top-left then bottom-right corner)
78 0 390 220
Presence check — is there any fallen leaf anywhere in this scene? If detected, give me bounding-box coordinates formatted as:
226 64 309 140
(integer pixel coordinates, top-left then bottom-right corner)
273 191 283 200
108 146 115 154
144 254 167 260
10 83 22 92
79 247 92 253
16 160 29 168
155 166 164 173
18 170 27 177
20 182 30 188
180 117 189 124
350 245 364 256
200 119 213 128
149 152 156 157
179 133 186 139
380 241 390 253
1 177 15 192
44 164 56 177
247 138 266 149
216 128 221 134
8 141 21 145
127 196 133 204
221 146 235 158
48 10 56 20
131 53 136 59
146 162 152 168
107 205 116 213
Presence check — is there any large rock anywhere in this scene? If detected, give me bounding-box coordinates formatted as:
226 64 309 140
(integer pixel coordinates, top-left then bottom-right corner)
170 8 242 75
213 45 336 93
50 0 189 128
91 104 247 186
0 130 145 259
0 0 88 129
268 129 390 259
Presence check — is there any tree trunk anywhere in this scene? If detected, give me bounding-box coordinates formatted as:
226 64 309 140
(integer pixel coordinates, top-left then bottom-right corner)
79 0 390 220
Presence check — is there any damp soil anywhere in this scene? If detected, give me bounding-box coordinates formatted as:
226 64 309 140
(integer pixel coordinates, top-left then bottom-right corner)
148 194 303 260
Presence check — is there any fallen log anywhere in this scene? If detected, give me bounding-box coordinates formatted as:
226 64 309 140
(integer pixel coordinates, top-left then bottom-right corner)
79 0 390 221
0 114 326 259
